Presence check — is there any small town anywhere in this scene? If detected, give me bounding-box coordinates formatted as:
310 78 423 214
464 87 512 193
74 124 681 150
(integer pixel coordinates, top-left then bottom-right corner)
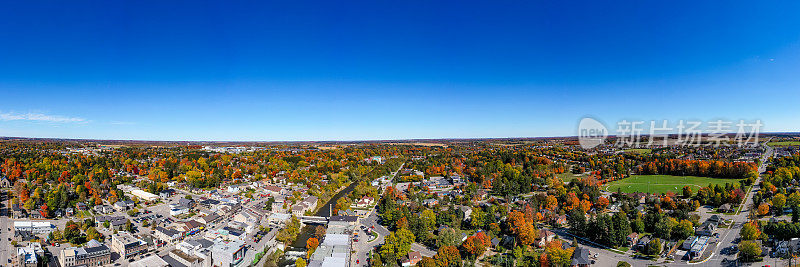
0 135 799 267
2 1 799 266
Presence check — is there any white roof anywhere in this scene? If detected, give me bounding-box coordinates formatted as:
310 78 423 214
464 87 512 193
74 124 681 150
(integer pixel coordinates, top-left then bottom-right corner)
130 255 169 267
14 221 53 228
322 234 349 246
131 189 159 199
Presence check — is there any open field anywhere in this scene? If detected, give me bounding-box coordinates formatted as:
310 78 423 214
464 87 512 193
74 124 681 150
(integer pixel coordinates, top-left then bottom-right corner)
767 141 800 147
556 172 585 182
624 148 652 154
604 175 741 195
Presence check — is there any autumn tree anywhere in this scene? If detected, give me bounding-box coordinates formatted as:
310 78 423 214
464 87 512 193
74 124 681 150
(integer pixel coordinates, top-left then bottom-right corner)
306 237 319 251
508 210 537 246
545 240 574 266
740 222 761 240
434 246 462 267
758 203 770 216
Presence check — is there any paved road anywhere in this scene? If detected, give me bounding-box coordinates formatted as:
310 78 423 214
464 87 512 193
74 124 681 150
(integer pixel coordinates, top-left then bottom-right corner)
350 163 403 267
1 189 11 267
705 144 773 266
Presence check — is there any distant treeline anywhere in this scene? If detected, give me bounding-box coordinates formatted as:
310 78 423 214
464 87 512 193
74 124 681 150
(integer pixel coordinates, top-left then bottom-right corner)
636 159 756 179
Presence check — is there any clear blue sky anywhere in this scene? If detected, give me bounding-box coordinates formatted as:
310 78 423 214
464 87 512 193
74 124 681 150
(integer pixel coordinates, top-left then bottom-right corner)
1 1 799 141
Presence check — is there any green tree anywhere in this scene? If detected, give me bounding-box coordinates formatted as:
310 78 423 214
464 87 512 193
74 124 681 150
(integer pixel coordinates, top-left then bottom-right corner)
24 198 36 210
125 219 134 232
380 228 416 261
436 227 461 248
617 261 632 267
738 240 762 262
682 186 692 199
740 222 760 240
631 217 645 234
86 227 103 242
645 238 662 256
469 208 484 229
672 220 694 240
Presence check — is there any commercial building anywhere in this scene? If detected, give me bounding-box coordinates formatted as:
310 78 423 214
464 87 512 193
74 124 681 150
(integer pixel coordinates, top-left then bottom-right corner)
130 255 169 267
210 239 246 267
13 221 55 234
15 243 43 267
309 221 352 267
111 231 148 259
59 239 111 267
131 189 160 201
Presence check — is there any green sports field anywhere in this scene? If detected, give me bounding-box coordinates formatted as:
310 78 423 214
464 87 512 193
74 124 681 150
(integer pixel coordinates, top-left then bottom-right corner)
604 175 741 195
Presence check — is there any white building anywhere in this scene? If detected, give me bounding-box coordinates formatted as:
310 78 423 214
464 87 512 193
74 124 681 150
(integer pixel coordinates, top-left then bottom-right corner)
131 189 160 202
14 221 55 234
210 239 246 267
130 255 169 267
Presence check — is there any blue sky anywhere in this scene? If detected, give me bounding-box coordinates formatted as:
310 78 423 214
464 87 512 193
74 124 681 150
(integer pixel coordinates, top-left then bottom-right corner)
1 1 799 141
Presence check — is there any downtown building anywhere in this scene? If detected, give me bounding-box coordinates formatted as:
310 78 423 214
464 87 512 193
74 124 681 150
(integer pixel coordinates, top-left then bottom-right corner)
59 239 112 267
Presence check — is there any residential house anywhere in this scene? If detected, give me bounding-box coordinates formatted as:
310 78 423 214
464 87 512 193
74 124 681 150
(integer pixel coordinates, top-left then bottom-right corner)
402 251 422 266
636 236 651 251
179 198 195 208
96 216 127 230
159 189 176 199
458 206 473 221
114 200 135 211
570 247 591 267
94 205 114 214
0 176 11 188
355 196 375 208
718 204 733 213
626 233 639 246
695 221 717 236
554 215 568 226
537 229 556 248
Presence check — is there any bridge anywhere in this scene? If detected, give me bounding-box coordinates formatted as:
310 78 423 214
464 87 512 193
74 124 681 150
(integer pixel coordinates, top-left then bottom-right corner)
298 215 328 224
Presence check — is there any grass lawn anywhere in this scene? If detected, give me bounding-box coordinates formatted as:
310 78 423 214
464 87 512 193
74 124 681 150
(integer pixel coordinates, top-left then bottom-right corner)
557 172 585 182
768 141 800 147
604 175 741 195
625 148 652 154
76 210 93 218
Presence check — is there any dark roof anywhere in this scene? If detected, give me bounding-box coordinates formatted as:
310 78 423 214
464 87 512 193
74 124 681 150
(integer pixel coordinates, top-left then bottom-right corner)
200 199 220 205
203 213 220 222
196 239 214 248
156 227 180 236
84 244 110 254
571 247 591 265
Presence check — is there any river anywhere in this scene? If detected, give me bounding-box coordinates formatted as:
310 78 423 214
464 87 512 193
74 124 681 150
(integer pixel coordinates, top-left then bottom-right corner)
279 180 359 266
